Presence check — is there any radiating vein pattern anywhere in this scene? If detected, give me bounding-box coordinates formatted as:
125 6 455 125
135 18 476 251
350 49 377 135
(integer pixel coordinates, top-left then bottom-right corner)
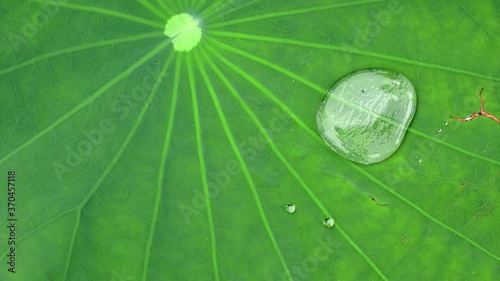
34 1 165 28
2 1 499 280
206 27 499 261
194 49 293 280
187 55 220 281
205 34 500 165
209 0 385 28
0 41 170 164
202 44 389 280
0 33 163 77
208 31 500 82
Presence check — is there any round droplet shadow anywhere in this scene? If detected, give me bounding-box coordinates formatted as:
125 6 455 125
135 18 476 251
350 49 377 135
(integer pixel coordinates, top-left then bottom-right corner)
316 69 417 164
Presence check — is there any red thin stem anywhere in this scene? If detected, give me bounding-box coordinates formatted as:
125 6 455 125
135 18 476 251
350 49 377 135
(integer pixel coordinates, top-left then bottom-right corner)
450 88 500 124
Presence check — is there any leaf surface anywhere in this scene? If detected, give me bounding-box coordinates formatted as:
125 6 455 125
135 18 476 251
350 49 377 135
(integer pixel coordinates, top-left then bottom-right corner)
1 1 499 280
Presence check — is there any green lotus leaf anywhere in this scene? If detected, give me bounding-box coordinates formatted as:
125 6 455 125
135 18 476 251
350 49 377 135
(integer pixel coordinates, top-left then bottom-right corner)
0 0 498 280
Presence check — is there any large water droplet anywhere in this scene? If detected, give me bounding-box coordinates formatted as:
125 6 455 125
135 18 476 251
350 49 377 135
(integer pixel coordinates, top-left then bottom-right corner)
316 69 417 164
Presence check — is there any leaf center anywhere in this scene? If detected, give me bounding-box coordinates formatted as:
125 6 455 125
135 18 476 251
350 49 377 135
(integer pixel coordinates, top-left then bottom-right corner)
164 13 202 52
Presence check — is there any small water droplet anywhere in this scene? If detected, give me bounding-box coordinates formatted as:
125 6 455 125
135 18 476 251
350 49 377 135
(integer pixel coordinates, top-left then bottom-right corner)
323 217 335 228
285 203 296 214
443 121 448 126
418 158 423 164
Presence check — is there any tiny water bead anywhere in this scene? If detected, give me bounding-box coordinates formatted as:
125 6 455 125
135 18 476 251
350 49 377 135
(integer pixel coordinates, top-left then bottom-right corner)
323 217 335 228
164 13 202 52
316 69 417 165
434 128 443 137
285 203 296 214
